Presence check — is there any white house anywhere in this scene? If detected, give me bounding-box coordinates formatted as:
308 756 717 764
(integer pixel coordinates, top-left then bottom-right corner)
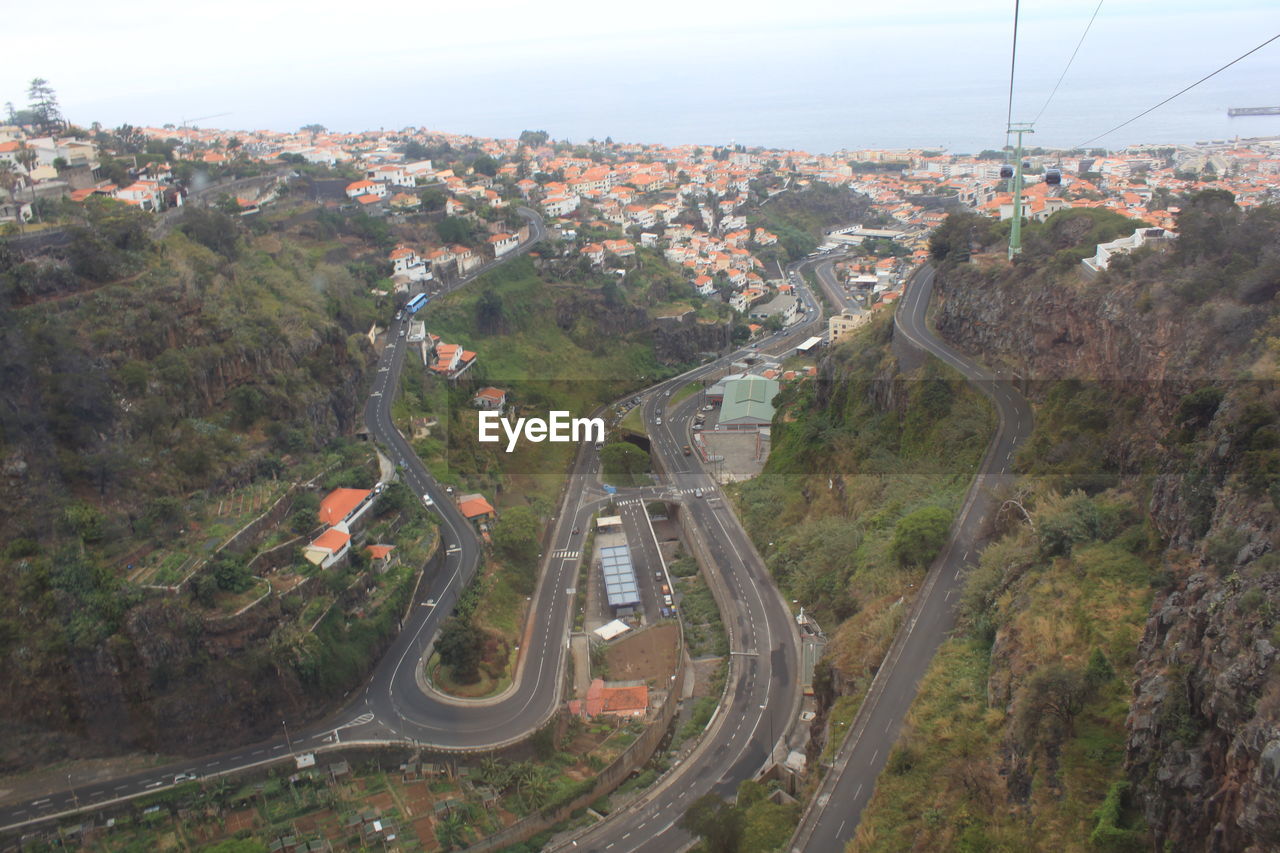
488 232 521 258
346 179 387 200
542 194 580 217
303 523 352 570
1083 227 1176 272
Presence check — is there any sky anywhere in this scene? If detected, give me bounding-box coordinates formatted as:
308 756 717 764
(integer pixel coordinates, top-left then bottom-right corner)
6 0 1280 153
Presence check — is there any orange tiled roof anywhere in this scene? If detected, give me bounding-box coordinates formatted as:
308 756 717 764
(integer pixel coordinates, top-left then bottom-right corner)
312 527 351 551
458 495 495 518
319 488 370 525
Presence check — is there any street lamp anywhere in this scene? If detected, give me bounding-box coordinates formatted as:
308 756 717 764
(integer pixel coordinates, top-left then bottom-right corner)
282 719 294 756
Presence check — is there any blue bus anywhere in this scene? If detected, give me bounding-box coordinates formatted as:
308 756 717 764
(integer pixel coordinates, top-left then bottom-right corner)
406 293 428 314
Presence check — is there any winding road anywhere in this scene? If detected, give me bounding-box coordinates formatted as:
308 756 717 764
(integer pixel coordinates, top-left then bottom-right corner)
0 212 821 845
789 263 1034 852
0 227 1025 853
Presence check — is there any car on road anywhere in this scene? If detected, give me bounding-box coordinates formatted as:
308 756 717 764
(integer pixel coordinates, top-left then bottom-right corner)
422 494 434 507
174 773 197 784
572 527 580 535
655 417 662 425
682 445 692 456
662 594 674 606
694 489 703 498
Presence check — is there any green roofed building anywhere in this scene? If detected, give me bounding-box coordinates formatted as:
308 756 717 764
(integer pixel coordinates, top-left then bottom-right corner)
718 374 780 430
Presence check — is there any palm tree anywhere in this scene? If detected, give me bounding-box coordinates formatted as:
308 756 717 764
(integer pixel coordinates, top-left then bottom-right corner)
0 162 19 202
477 756 512 790
12 146 39 223
518 765 557 810
436 811 468 850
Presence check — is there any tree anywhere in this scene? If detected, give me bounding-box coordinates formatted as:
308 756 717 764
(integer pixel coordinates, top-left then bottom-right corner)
492 505 540 592
179 205 241 258
435 615 483 683
437 215 474 245
211 555 253 593
300 123 326 143
111 124 147 154
679 794 743 853
518 129 549 147
890 506 953 568
436 810 468 850
600 443 650 486
417 187 446 211
472 154 499 176
26 78 63 133
475 287 505 334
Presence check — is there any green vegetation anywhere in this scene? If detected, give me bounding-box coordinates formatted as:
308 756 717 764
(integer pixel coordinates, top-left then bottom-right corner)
677 572 729 658
600 442 652 487
890 505 953 568
747 183 880 261
680 779 801 853
853 488 1154 851
734 311 994 637
0 195 435 760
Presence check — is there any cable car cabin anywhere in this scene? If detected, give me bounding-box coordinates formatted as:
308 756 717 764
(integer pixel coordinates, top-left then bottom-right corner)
1000 164 1014 179
1022 160 1032 171
1045 169 1062 186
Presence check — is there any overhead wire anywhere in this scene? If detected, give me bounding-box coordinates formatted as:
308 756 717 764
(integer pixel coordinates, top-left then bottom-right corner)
1077 31 1280 148
1004 0 1022 151
1032 0 1105 124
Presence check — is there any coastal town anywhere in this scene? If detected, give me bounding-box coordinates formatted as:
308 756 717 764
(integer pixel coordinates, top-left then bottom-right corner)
5 118 1280 340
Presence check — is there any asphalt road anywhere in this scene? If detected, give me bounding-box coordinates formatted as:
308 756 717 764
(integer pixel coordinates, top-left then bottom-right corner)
550 257 828 852
0 207 553 833
788 263 1034 852
0 232 826 842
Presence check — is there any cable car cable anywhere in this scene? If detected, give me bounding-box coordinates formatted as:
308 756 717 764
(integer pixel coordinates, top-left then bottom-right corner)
1033 0 1105 124
1005 0 1022 152
1077 31 1280 148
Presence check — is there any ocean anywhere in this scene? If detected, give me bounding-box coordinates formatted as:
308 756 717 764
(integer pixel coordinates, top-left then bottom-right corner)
59 6 1280 155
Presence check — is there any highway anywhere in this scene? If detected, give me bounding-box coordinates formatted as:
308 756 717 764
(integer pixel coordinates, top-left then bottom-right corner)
0 224 827 845
549 259 825 852
788 263 1034 852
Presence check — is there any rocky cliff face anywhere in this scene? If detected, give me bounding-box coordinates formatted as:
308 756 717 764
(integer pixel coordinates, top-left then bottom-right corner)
651 311 732 363
930 254 1280 852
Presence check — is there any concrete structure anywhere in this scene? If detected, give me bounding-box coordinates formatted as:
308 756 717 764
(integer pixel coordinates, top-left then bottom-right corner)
319 487 373 528
749 292 801 326
718 374 780 430
599 543 641 610
1082 226 1176 272
303 523 352 569
828 311 867 345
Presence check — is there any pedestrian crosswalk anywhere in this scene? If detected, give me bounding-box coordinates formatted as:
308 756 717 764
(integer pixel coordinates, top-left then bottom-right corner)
551 549 580 559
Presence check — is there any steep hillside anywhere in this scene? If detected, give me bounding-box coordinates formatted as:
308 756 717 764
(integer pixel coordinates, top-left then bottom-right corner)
0 198 400 767
732 310 995 777
853 196 1280 851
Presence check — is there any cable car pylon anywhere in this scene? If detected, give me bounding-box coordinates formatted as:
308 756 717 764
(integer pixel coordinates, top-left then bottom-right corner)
1006 122 1035 260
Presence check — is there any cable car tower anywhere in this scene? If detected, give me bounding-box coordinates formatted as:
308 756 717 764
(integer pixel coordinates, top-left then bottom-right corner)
1006 122 1034 260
